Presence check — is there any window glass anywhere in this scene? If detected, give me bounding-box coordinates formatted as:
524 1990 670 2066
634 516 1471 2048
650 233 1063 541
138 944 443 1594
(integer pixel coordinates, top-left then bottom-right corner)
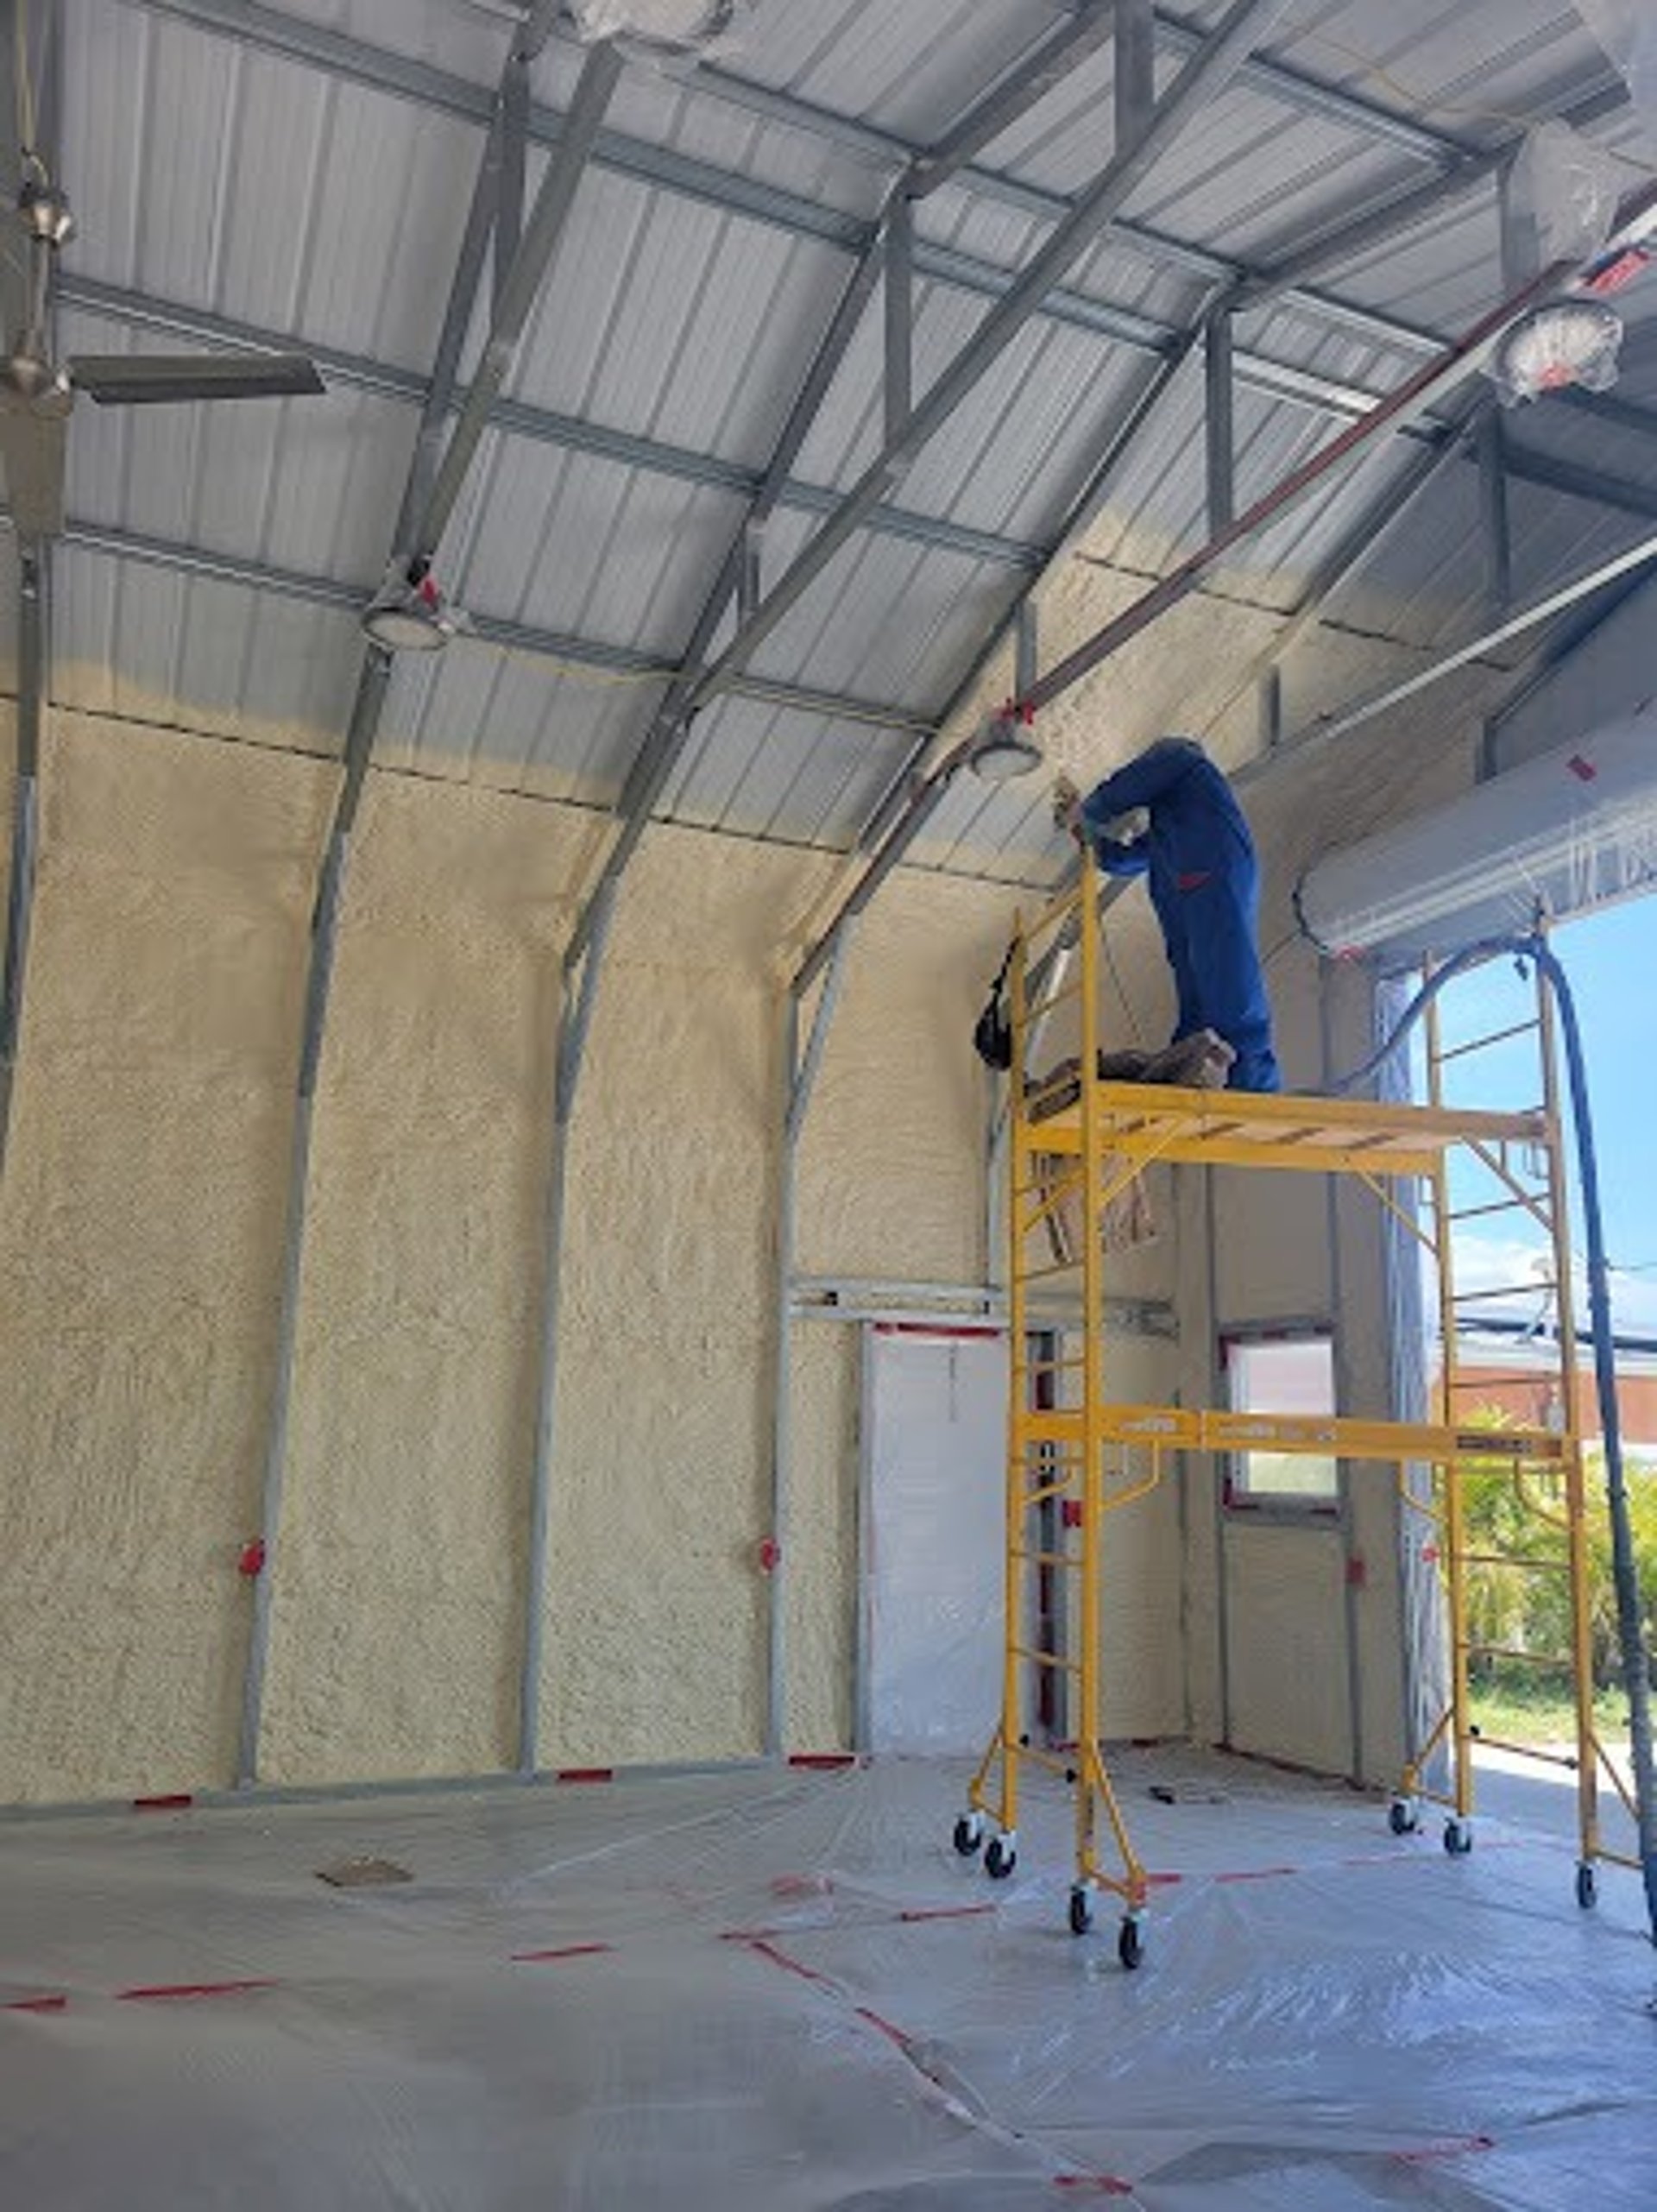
1226 1333 1339 1504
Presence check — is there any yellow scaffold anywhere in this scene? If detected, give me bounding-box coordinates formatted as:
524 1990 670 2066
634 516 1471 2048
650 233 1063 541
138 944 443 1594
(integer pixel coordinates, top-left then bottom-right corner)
953 858 1611 1967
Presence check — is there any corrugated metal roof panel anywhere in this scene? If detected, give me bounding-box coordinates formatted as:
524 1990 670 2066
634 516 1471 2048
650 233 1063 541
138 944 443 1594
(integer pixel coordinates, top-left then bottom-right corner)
36 0 1657 892
1253 1 1609 145
67 1 483 375
60 306 412 587
220 0 506 82
742 512 1023 709
712 0 1045 148
503 154 854 466
380 633 665 802
660 692 908 847
443 429 747 652
907 759 1062 883
54 545 359 750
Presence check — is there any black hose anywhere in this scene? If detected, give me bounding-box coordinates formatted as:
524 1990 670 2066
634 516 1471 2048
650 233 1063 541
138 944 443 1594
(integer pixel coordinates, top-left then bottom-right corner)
1340 931 1657 1941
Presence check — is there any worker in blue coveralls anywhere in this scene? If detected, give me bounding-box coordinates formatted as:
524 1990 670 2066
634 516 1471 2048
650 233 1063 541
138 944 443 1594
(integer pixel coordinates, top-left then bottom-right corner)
1057 737 1282 1093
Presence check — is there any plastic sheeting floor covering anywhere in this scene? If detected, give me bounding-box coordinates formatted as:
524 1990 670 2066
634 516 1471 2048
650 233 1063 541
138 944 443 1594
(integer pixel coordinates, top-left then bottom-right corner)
2 1745 1654 2209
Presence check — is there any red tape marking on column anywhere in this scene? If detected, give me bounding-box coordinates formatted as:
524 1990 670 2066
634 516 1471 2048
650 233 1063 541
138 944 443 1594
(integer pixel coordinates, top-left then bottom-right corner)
131 1794 195 1812
787 1753 859 1770
117 1979 280 2002
3 1994 67 2013
555 1768 614 1784
510 1944 614 1964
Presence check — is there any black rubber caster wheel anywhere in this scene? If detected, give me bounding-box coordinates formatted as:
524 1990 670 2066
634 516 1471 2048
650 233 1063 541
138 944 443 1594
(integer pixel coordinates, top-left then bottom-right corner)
1117 1916 1144 1971
953 1814 983 1857
1443 1818 1472 1857
1389 1799 1419 1837
1576 1861 1598 1911
984 1835 1018 1881
1068 1886 1093 1937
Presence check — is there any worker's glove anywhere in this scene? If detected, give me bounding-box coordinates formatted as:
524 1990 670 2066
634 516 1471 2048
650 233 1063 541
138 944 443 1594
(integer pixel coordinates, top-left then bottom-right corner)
1051 774 1082 837
1099 806 1150 847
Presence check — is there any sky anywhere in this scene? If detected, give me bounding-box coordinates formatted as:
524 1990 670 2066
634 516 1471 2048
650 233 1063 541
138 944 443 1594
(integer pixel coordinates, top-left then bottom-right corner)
1427 893 1657 1337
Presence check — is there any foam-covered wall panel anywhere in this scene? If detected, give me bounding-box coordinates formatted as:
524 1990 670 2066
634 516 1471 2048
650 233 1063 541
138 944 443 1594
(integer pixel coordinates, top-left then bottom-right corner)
0 715 330 1801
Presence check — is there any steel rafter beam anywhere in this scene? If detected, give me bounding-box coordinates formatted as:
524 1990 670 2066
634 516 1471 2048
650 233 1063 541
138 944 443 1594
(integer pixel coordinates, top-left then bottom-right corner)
687 0 1296 720
1203 405 1472 753
790 172 1657 990
1023 173 1657 719
580 1 1288 1002
559 212 895 967
789 349 1207 1001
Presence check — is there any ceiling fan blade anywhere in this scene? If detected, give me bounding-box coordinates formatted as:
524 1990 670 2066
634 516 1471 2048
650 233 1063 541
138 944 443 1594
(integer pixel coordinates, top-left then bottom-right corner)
68 351 325 406
0 410 66 539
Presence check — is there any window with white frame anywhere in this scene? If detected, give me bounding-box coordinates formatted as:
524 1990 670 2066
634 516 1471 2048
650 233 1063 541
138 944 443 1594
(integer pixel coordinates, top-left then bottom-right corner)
1223 1328 1340 1509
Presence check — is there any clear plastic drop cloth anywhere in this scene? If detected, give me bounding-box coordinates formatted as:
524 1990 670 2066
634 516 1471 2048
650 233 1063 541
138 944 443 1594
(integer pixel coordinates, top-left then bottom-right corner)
1 1749 1654 2209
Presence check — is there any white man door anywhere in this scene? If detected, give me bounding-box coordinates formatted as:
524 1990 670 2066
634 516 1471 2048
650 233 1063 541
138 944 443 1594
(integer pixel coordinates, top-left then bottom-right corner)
859 1324 1008 1755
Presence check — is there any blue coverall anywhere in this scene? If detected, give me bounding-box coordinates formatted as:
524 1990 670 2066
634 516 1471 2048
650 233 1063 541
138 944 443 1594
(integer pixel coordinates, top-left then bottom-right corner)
1078 737 1282 1093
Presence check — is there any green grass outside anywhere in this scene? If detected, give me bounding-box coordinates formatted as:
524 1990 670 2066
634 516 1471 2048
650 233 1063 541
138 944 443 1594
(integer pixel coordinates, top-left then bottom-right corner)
1468 1661 1629 1748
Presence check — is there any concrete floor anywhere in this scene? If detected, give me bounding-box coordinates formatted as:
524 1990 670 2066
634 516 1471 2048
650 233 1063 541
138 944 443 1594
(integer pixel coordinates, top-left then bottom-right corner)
2 1747 1654 2209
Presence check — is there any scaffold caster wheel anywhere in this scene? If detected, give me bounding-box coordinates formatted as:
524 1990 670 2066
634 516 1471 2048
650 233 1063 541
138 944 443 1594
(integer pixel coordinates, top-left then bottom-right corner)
1388 1798 1419 1836
1576 1862 1598 1911
953 1812 984 1857
1117 1915 1144 1971
1443 1818 1472 1856
1068 1885 1093 1937
985 1834 1018 1881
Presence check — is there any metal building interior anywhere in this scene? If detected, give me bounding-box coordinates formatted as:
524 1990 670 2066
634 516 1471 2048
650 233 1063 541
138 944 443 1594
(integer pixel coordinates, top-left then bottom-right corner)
3 1 1657 2204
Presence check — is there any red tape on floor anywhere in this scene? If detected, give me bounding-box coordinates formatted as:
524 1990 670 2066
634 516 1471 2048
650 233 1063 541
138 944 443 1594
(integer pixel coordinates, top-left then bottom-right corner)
117 1979 280 2003
510 1944 614 1964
